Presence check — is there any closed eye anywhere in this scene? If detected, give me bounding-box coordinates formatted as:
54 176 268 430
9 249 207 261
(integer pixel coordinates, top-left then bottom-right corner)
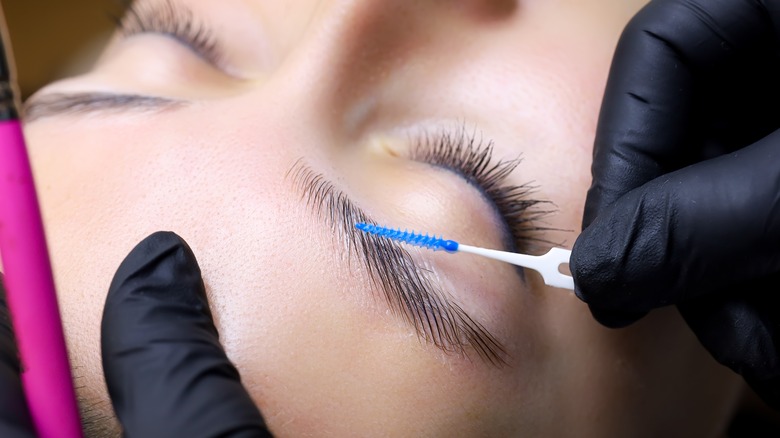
115 0 227 71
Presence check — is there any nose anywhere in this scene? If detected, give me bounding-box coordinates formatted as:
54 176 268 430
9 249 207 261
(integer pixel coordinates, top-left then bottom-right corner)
235 0 517 144
245 1 432 137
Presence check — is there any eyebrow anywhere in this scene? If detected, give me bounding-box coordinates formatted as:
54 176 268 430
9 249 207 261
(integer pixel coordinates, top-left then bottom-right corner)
287 160 507 366
22 92 185 123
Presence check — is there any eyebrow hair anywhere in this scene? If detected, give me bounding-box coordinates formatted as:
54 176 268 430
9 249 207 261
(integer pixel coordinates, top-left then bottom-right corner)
287 160 507 366
22 92 185 123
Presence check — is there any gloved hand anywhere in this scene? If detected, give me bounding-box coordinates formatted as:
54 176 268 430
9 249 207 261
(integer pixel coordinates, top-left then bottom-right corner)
0 277 35 438
570 0 780 408
102 231 272 437
0 232 272 437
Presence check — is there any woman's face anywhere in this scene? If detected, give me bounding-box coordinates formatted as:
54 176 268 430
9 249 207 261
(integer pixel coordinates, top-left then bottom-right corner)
24 0 743 436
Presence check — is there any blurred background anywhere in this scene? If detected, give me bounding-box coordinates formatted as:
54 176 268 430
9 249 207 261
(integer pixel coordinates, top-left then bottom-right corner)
3 0 127 99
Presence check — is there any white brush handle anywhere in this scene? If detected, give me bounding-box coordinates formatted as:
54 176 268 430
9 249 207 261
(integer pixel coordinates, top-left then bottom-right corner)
457 245 574 290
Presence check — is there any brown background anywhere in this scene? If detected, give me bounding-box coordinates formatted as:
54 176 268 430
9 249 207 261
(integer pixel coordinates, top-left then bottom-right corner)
3 1 127 98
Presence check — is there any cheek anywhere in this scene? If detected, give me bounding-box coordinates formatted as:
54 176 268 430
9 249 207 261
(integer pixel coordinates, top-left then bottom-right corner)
507 1 646 233
490 34 612 238
397 10 619 238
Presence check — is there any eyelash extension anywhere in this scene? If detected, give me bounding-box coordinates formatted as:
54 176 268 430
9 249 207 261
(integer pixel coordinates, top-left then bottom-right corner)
410 126 557 254
288 161 507 366
115 0 224 67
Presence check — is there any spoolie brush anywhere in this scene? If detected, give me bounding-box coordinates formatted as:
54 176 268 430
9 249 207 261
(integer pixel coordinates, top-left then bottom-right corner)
355 222 573 290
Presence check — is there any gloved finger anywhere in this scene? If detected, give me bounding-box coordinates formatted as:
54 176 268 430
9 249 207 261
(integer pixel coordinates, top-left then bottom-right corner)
101 232 271 438
678 277 780 409
572 129 780 315
0 276 36 438
584 305 647 330
584 0 779 227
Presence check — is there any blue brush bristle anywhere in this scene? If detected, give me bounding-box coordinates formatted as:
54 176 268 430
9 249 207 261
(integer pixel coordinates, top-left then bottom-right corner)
355 223 459 252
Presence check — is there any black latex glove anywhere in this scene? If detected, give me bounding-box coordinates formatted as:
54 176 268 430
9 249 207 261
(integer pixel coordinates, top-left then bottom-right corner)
102 232 272 437
0 232 271 437
0 277 36 438
570 0 780 407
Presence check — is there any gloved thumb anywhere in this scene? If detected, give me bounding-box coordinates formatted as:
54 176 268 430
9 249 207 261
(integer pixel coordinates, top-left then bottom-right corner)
101 232 270 438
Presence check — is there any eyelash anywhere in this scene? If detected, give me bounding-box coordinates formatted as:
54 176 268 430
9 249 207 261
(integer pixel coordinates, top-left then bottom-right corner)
116 0 223 67
410 128 555 254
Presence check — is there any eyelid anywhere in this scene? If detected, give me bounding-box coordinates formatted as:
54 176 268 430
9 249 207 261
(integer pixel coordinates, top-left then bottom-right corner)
288 160 507 366
116 0 227 72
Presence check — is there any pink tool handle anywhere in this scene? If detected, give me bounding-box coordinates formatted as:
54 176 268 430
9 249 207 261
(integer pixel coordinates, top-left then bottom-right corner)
0 121 82 437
